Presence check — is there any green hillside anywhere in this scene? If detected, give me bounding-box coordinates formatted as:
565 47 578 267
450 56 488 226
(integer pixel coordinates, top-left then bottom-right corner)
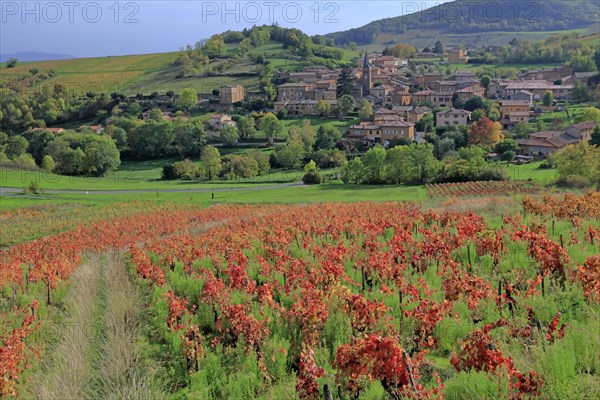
1 32 358 96
326 0 600 48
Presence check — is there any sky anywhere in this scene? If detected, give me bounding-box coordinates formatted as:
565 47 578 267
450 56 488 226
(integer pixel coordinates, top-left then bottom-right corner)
1 1 452 58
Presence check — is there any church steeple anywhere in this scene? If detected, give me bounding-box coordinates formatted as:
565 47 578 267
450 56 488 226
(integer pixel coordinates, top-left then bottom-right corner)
361 50 372 95
363 50 370 68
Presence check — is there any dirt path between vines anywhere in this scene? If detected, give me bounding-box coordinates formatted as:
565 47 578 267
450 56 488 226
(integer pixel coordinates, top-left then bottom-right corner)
30 252 162 399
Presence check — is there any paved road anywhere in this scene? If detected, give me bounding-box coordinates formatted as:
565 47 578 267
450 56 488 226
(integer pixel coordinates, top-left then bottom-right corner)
0 182 304 196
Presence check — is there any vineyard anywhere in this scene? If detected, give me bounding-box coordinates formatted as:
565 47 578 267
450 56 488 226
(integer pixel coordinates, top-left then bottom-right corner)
0 194 599 399
426 181 541 198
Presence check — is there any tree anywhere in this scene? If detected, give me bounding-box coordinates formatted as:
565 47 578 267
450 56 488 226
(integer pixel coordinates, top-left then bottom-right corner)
542 91 554 107
463 97 487 112
594 48 600 71
315 99 331 116
220 125 240 146
571 81 593 104
6 58 17 68
434 40 443 54
415 112 434 133
487 103 501 121
502 150 516 162
387 44 417 59
575 107 600 124
236 116 257 139
274 139 305 169
361 145 387 183
341 157 364 184
246 150 271 175
82 135 121 176
471 109 485 122
147 108 164 122
222 155 259 179
41 155 55 171
258 63 276 101
315 126 342 150
304 159 318 173
299 119 316 153
435 137 456 159
277 107 288 120
336 64 355 97
468 117 504 146
512 122 533 138
314 149 347 168
200 145 222 180
569 55 596 72
45 133 120 176
590 126 600 147
178 88 198 111
494 138 518 155
480 75 491 89
385 143 440 184
173 121 206 157
104 125 128 152
553 142 600 185
6 136 29 159
358 99 373 120
128 120 174 158
337 95 356 117
260 113 283 146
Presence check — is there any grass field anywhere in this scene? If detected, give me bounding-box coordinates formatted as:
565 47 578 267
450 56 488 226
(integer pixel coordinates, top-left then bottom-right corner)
1 41 359 96
0 182 427 211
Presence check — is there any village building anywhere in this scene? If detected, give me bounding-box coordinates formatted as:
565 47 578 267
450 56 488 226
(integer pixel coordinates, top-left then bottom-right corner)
566 121 598 142
508 90 534 104
208 114 235 130
219 84 245 105
455 85 485 101
348 117 415 145
501 100 531 128
447 48 469 64
515 129 584 158
518 67 573 81
430 91 454 107
436 109 472 127
79 125 104 134
30 127 65 134
406 106 432 124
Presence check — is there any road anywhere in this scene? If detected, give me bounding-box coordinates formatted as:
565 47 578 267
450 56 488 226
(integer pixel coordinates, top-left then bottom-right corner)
0 182 304 196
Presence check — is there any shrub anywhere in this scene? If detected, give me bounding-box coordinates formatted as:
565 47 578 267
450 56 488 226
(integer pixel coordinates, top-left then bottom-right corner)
556 174 592 189
501 150 516 162
161 164 177 180
24 181 44 195
302 170 322 184
12 153 38 170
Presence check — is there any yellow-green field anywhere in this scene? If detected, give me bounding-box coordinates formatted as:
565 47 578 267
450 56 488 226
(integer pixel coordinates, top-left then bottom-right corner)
1 41 360 96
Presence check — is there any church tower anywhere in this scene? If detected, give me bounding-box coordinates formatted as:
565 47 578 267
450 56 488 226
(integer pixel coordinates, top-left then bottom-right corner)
361 50 372 95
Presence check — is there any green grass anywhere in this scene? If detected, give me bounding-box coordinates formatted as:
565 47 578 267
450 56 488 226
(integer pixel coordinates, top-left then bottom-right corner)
533 105 591 127
2 40 358 96
503 162 557 184
0 165 284 191
0 183 427 211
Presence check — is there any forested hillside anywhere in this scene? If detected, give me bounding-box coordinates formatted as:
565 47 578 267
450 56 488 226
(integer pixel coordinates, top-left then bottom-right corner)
326 0 600 45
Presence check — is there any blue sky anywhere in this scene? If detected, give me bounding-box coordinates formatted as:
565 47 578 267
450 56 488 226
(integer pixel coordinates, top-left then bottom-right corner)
1 1 451 57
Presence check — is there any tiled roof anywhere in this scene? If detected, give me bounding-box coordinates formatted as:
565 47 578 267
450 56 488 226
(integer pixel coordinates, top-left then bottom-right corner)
571 121 598 130
437 108 471 116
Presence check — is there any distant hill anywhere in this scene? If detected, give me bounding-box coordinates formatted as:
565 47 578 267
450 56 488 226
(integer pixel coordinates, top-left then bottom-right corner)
0 29 357 96
325 0 600 47
0 52 75 62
